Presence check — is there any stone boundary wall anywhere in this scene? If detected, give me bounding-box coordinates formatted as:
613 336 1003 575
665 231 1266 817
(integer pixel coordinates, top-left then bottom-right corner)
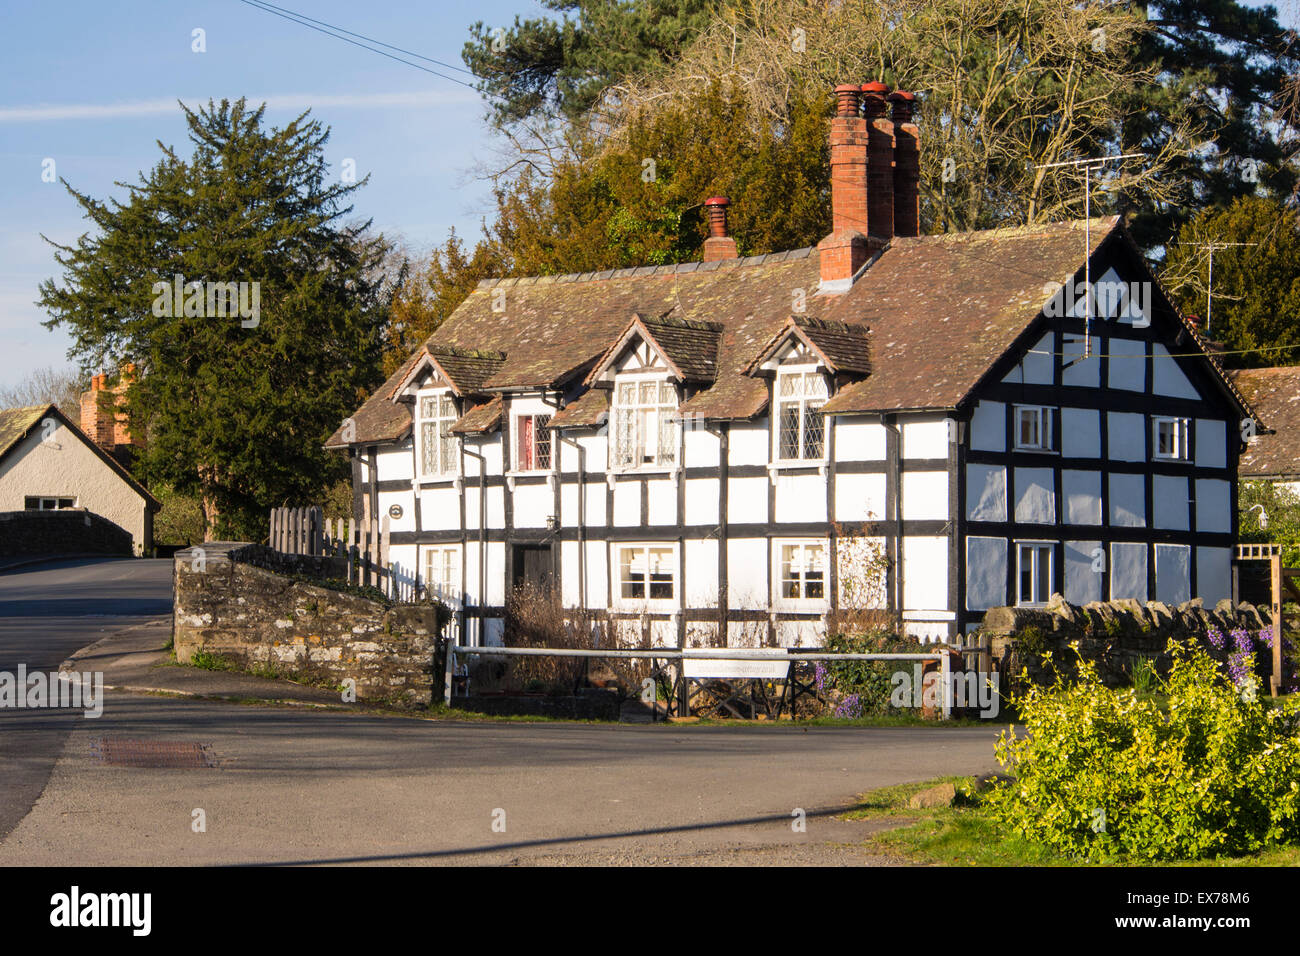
226 542 349 583
978 595 1275 688
172 542 446 706
0 509 133 558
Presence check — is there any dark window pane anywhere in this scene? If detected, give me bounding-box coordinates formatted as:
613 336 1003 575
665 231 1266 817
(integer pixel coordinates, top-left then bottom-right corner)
803 406 824 458
779 405 800 459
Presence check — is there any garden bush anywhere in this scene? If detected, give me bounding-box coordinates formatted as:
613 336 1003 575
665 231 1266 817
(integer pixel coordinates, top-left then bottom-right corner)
986 639 1300 861
818 629 927 717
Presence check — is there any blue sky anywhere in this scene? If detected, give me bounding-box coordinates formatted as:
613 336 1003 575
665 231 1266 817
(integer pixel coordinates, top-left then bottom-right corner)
3 1 1295 391
0 0 540 390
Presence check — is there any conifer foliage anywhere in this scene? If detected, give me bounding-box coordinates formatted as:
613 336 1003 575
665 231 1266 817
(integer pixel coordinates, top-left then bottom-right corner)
39 99 395 538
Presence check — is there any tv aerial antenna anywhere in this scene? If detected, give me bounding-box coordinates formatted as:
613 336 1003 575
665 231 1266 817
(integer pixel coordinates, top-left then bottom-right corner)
1033 153 1147 358
1186 242 1257 336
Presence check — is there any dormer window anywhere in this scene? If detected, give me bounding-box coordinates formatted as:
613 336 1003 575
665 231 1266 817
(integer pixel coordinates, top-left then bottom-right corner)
611 376 678 471
418 390 457 478
774 368 827 461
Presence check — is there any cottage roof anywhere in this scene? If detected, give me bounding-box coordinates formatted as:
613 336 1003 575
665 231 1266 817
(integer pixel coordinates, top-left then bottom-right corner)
450 396 503 435
333 216 1251 445
1231 365 1300 479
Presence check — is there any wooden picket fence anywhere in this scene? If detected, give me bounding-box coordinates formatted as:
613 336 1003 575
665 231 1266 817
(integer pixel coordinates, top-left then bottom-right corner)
268 505 397 596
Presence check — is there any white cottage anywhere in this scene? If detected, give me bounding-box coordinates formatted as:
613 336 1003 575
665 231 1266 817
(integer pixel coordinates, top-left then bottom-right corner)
328 82 1254 646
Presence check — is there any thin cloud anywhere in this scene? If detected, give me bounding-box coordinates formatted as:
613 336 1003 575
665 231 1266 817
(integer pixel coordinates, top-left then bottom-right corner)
0 89 475 123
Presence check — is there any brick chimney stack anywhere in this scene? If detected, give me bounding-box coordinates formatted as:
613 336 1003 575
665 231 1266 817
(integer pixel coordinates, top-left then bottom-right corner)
888 90 920 238
702 196 738 261
80 375 114 447
817 84 874 290
80 368 142 464
861 81 895 241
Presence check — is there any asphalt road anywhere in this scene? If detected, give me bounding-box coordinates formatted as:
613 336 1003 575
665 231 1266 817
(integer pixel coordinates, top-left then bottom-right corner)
1 695 1001 865
0 558 1003 865
0 558 173 840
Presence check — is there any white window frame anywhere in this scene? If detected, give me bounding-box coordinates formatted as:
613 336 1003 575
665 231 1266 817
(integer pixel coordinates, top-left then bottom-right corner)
24 496 75 510
1015 540 1055 607
416 388 458 480
423 545 462 608
512 412 553 473
1013 404 1054 452
774 539 829 609
609 373 679 473
613 543 678 609
773 365 828 464
1152 416 1190 461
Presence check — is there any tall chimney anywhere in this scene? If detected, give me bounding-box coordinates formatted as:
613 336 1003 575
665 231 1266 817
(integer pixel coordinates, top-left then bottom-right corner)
702 196 738 261
861 81 895 240
889 90 920 237
818 84 872 290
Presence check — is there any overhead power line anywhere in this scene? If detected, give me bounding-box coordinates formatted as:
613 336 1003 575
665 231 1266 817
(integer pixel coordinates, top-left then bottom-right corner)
235 0 478 89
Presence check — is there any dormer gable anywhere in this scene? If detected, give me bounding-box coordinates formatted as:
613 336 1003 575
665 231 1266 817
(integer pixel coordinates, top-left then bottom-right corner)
745 315 871 378
586 313 724 388
390 345 507 401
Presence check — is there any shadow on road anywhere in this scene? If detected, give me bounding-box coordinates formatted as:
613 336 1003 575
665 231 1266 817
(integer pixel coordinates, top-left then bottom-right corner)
243 804 863 866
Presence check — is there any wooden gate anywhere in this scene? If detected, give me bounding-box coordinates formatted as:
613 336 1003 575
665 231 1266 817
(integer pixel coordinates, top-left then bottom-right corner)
1233 543 1297 696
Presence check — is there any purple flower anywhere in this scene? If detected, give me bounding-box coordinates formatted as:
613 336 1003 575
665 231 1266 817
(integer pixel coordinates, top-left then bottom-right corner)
814 662 828 694
834 693 862 719
1207 627 1225 651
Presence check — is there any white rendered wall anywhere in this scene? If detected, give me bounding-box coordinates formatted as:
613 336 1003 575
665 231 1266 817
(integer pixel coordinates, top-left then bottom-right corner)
835 419 887 460
903 471 948 520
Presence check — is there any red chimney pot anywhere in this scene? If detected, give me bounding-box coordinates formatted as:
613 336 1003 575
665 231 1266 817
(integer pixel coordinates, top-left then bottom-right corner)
704 197 730 238
833 84 861 117
702 196 738 261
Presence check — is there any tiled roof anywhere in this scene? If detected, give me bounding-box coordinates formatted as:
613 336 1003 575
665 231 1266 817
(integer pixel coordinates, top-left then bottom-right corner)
547 389 608 429
1232 365 1300 478
586 313 724 387
0 405 46 461
639 315 724 382
448 250 818 398
335 215 1248 445
821 218 1119 413
325 352 419 448
426 346 507 396
450 396 503 435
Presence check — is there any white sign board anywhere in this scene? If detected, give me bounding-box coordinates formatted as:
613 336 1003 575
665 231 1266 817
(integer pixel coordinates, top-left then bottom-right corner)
681 651 792 681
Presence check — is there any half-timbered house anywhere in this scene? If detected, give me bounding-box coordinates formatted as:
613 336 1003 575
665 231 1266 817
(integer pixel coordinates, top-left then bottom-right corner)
328 82 1255 646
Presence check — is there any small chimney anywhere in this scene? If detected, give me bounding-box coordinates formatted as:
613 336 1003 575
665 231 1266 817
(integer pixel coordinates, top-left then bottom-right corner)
861 81 895 240
702 196 738 261
817 84 874 291
888 90 920 238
